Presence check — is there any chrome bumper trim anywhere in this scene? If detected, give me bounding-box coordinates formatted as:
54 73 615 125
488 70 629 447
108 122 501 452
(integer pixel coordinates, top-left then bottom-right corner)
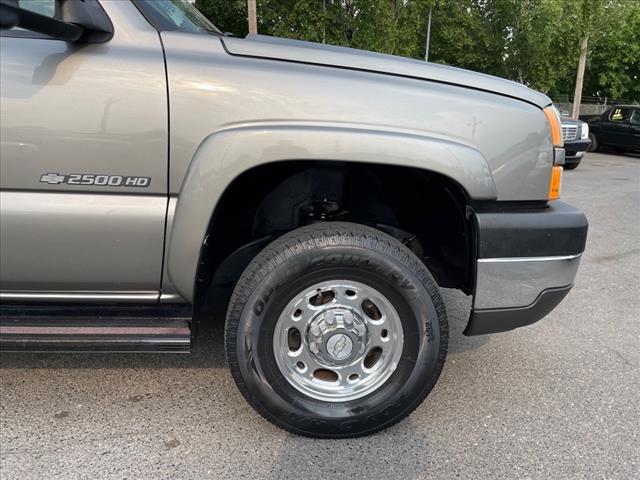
474 254 582 310
478 254 582 263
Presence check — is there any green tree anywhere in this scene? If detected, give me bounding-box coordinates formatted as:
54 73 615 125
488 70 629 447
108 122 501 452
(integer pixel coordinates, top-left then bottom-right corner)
194 0 248 36
426 0 503 75
195 0 435 55
554 0 637 114
581 0 640 102
497 0 576 93
194 0 639 103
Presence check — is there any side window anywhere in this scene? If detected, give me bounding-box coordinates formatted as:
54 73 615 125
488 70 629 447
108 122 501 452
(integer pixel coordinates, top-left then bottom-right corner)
18 0 57 17
630 109 640 126
609 107 630 123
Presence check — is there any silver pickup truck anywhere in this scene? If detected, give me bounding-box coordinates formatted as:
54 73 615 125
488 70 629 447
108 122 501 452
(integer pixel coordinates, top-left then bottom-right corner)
0 0 588 437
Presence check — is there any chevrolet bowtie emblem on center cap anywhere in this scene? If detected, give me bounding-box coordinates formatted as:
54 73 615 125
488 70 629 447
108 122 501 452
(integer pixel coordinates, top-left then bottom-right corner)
326 333 353 360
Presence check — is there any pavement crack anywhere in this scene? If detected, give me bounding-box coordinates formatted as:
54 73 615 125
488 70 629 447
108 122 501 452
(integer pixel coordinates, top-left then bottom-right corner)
603 345 638 368
591 248 640 264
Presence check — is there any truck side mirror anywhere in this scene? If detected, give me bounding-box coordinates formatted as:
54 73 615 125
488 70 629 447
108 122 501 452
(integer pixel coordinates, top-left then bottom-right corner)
0 0 113 43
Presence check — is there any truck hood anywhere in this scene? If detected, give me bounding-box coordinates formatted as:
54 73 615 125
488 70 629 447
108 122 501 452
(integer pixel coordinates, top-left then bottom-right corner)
222 34 551 109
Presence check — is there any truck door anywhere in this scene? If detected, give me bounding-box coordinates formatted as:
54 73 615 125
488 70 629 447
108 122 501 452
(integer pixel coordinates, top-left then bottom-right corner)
0 1 168 302
600 107 633 149
628 108 640 150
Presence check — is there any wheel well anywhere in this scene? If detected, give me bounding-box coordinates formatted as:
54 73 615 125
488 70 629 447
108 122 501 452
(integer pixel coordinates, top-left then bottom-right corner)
195 161 474 310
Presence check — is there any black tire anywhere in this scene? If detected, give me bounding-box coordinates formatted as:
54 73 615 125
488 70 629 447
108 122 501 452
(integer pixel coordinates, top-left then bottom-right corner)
563 159 581 170
225 222 448 438
588 133 598 152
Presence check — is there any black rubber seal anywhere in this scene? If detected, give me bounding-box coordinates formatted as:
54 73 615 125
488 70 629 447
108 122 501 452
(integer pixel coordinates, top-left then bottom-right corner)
464 285 572 336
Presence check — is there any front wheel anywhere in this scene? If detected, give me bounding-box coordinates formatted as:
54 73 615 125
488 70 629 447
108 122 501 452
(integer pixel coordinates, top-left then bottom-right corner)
225 222 448 437
588 133 599 152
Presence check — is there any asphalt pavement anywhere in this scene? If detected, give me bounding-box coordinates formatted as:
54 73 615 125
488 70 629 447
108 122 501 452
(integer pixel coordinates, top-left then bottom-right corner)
1 152 638 479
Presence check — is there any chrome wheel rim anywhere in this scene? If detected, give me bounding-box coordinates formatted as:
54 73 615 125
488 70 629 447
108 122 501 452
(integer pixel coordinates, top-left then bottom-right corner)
273 280 404 402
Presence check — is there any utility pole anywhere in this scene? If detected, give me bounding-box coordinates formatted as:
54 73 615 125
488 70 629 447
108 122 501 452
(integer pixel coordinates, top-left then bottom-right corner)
424 6 432 62
322 0 326 44
247 0 257 35
571 34 588 119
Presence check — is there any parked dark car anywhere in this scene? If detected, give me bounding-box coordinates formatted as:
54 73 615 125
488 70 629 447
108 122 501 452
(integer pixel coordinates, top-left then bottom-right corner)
561 117 591 169
585 105 640 154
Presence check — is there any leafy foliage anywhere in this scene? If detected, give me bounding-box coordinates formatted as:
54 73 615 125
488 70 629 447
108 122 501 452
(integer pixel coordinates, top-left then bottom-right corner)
194 0 640 102
580 0 640 102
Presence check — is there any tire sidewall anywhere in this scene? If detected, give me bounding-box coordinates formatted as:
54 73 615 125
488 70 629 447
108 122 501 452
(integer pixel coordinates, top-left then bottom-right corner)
230 243 445 436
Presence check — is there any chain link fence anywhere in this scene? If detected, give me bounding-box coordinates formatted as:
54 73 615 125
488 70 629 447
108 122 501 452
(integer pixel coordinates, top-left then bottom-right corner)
555 103 609 116
551 96 635 117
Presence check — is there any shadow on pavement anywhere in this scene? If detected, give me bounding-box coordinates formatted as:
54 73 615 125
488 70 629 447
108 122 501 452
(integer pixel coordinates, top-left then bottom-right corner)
268 422 434 480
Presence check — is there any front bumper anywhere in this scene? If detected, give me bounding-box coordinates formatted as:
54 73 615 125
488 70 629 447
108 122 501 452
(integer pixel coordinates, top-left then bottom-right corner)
564 139 591 161
465 201 588 335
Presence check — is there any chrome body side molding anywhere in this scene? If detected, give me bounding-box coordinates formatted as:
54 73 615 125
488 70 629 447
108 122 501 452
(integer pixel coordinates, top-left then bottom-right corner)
0 291 160 303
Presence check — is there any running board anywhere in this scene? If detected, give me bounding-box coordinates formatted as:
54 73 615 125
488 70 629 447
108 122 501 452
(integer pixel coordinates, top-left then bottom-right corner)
0 304 192 352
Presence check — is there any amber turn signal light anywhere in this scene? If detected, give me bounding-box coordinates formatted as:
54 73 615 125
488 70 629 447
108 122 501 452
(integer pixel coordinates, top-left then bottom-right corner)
549 165 562 200
543 106 563 147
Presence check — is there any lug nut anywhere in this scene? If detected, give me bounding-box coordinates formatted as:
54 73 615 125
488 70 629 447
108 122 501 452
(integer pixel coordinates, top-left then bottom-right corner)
325 311 336 325
310 325 321 337
343 311 354 327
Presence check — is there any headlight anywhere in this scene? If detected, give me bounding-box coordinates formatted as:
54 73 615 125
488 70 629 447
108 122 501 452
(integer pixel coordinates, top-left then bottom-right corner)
581 122 589 139
543 105 563 147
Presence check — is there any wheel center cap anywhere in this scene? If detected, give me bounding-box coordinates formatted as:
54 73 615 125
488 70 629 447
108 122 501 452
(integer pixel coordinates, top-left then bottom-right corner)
325 333 353 360
306 308 367 365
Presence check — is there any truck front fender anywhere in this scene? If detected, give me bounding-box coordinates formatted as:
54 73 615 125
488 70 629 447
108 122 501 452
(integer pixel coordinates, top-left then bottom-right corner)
167 123 496 301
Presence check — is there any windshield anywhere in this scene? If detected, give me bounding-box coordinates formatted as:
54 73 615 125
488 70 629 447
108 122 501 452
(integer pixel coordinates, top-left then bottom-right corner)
135 0 222 35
